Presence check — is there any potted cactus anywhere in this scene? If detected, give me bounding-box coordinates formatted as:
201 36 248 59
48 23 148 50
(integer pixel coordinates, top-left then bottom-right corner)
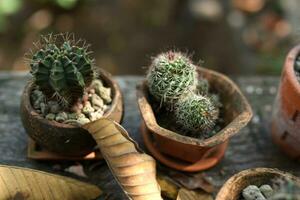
272 44 300 160
216 168 300 200
137 51 252 172
20 33 123 157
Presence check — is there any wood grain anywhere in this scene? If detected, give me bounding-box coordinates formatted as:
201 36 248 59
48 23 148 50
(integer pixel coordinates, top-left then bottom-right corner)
84 118 162 200
0 165 102 200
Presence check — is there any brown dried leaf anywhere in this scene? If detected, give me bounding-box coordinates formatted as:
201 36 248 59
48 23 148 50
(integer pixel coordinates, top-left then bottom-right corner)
169 171 216 193
157 175 179 199
84 118 163 200
0 165 102 200
176 188 213 200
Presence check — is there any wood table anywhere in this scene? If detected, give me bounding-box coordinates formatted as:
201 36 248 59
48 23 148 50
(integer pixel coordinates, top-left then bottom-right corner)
0 72 299 199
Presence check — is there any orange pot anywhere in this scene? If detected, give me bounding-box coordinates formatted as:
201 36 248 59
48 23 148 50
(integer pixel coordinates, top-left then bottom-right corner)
137 67 252 172
272 44 300 159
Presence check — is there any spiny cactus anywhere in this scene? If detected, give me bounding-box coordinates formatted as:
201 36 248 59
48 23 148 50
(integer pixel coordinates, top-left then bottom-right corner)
174 93 219 133
29 33 95 106
147 51 197 106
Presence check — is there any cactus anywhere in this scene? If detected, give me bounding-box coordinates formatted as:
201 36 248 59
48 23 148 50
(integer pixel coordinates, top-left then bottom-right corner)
147 51 197 106
174 93 219 133
29 33 95 106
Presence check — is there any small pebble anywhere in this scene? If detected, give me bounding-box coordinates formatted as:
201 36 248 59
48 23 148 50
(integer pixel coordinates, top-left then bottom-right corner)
259 184 273 198
40 102 48 116
55 112 68 122
68 113 78 120
242 185 266 200
82 102 95 114
91 94 104 110
77 117 90 125
91 79 103 90
45 113 56 120
48 101 60 114
98 87 112 104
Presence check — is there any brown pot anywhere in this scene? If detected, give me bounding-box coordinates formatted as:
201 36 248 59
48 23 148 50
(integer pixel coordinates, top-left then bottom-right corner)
137 67 252 172
216 168 300 200
20 69 123 157
271 44 300 159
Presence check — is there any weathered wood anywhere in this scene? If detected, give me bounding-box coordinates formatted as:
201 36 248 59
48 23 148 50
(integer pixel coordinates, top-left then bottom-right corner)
0 73 299 199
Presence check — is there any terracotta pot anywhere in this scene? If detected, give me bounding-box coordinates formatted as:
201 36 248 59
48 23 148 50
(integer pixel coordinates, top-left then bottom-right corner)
137 67 252 172
216 168 300 200
20 69 123 157
271 44 300 159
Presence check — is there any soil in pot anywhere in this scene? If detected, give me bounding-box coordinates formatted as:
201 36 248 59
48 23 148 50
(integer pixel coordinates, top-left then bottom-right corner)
31 78 113 126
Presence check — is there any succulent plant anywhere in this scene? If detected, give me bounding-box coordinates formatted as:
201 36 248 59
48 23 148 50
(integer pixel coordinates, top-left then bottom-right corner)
147 51 197 106
174 93 219 133
28 33 95 107
271 178 300 200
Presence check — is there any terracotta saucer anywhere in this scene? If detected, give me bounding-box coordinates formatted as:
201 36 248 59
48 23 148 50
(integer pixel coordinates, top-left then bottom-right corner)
141 122 228 172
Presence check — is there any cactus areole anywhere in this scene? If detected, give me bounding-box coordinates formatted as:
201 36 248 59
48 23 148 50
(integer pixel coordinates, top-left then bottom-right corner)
29 34 95 107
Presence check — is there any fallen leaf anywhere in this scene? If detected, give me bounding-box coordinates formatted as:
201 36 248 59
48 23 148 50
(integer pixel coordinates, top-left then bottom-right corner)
157 175 179 199
65 164 88 178
169 171 216 193
84 118 162 200
0 165 102 200
176 188 213 200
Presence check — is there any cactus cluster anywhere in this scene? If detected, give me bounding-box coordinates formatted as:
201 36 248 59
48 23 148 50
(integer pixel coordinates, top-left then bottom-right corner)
147 51 221 135
147 51 197 106
29 33 95 107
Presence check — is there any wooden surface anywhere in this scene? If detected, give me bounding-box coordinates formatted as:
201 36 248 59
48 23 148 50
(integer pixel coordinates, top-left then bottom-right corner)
0 72 299 199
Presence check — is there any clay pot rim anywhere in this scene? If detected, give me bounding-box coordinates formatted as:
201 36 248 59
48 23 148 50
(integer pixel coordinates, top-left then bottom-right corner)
216 168 300 200
23 68 121 129
137 66 253 147
283 44 300 98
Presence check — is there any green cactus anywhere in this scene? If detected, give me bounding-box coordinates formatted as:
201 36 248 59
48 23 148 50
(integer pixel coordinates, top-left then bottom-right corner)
174 93 219 133
29 33 95 106
147 51 197 106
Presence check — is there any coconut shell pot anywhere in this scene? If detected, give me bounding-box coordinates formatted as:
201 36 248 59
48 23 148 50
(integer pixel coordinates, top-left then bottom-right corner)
20 69 123 157
137 67 253 172
216 168 300 200
272 44 300 159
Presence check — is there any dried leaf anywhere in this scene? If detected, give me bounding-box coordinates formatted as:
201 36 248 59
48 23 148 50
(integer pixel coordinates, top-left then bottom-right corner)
65 164 88 178
176 188 213 200
157 175 179 199
0 165 102 200
168 171 216 193
84 118 163 200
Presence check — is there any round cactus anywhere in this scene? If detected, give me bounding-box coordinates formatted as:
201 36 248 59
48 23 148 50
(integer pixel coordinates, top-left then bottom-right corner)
29 33 95 106
174 93 219 133
147 51 197 106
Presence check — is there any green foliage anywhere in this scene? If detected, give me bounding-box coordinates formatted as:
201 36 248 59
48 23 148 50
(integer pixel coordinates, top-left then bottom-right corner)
174 93 219 133
147 51 197 106
29 33 95 107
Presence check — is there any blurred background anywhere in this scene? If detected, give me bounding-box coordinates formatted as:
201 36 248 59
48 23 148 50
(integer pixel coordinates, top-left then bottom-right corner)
0 0 298 75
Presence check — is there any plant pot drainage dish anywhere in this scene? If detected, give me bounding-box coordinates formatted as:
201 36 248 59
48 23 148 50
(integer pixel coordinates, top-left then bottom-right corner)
20 33 123 157
216 168 300 200
137 51 252 172
272 44 300 160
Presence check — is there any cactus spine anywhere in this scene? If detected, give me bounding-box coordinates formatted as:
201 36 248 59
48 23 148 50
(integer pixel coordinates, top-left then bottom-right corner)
147 51 197 106
29 34 95 106
146 51 221 134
